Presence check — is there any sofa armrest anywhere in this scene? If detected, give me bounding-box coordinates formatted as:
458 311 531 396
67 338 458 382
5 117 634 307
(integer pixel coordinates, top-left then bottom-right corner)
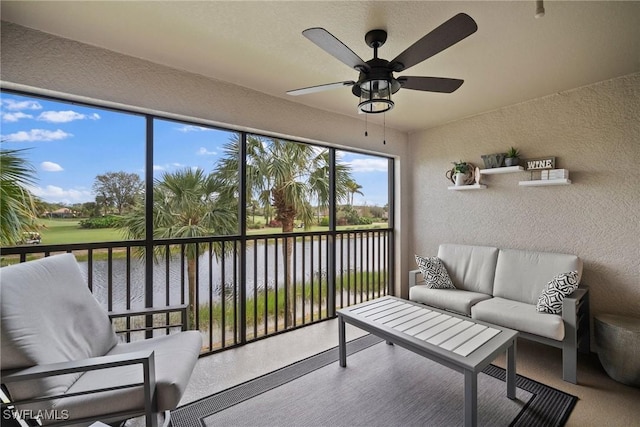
562 286 589 321
409 269 422 287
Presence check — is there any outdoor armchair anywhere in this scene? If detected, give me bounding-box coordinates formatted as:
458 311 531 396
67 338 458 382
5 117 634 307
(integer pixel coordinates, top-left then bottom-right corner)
1 253 202 427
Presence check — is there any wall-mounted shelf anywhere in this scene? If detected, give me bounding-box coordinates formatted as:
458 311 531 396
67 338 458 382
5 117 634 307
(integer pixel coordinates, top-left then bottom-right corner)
448 184 487 191
479 166 524 175
518 179 572 187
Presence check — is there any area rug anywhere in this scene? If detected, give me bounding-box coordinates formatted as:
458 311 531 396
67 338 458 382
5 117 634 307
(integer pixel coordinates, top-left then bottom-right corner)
171 334 577 427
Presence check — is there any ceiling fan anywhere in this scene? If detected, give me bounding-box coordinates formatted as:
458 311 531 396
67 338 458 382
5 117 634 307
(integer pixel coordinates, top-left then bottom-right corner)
287 13 478 114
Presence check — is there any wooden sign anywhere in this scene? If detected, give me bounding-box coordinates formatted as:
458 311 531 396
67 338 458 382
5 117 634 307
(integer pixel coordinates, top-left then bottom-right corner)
524 156 556 170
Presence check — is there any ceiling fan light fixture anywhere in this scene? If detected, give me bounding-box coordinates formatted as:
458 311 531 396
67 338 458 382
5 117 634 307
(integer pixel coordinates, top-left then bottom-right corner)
357 79 394 114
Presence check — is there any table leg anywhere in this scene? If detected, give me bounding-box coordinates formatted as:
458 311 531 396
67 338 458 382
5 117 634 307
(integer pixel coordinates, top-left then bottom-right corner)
464 371 477 427
339 315 346 367
507 339 517 399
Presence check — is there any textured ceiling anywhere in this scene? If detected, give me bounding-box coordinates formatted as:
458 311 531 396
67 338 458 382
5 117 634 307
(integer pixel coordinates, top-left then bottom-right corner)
2 1 639 133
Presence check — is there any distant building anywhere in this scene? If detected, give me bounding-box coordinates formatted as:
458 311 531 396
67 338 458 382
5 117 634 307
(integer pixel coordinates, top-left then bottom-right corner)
44 208 75 218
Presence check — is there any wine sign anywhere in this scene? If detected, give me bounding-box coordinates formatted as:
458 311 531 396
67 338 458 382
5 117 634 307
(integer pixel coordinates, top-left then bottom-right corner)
524 156 556 170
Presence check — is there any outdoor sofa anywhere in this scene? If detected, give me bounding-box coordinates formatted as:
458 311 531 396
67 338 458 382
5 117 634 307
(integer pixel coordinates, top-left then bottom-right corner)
409 243 590 383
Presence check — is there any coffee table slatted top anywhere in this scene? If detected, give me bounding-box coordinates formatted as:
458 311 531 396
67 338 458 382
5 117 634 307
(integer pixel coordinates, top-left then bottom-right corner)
347 297 503 357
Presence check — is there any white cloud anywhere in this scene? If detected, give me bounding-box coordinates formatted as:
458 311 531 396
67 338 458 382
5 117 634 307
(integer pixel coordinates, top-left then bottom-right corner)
154 163 187 172
2 129 72 142
345 158 388 172
2 112 33 122
37 110 100 123
29 185 92 204
197 147 217 155
1 99 42 111
176 125 211 133
41 161 64 172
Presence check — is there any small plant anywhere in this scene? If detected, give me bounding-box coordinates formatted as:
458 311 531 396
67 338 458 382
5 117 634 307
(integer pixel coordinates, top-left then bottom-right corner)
505 147 520 158
452 161 470 175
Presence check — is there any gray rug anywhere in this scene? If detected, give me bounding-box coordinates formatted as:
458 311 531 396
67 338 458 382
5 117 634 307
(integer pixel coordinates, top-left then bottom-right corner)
171 335 577 427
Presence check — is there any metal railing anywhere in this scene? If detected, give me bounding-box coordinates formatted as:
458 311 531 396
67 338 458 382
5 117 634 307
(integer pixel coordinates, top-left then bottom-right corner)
1 228 393 355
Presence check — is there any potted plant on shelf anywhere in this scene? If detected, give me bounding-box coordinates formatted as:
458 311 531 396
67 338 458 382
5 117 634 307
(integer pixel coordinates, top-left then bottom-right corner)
504 147 520 167
452 160 470 186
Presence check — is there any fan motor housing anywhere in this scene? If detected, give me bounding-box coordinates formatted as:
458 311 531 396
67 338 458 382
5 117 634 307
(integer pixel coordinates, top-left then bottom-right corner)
351 58 401 97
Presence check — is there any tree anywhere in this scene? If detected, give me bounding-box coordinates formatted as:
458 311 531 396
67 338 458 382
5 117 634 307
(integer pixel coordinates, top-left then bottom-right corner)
213 135 355 325
0 148 40 246
345 179 364 206
93 171 143 215
118 168 237 329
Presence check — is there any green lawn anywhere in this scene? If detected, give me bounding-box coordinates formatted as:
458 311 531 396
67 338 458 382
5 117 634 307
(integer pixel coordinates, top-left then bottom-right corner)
38 218 123 244
35 218 390 246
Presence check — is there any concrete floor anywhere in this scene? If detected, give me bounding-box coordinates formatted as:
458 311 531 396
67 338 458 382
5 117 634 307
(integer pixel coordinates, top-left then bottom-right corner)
134 318 640 426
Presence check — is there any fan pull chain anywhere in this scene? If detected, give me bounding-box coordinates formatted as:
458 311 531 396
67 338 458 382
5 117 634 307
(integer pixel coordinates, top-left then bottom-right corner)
383 113 386 145
365 114 368 137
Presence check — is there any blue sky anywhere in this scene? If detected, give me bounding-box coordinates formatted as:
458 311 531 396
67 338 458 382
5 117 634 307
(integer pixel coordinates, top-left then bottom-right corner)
1 93 389 207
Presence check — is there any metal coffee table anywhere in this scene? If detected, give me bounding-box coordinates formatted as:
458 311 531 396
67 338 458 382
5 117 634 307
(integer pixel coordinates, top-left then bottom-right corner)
338 296 518 427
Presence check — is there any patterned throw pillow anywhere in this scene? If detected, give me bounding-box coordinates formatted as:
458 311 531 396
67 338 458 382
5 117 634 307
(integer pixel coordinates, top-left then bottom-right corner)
536 271 579 314
414 255 456 289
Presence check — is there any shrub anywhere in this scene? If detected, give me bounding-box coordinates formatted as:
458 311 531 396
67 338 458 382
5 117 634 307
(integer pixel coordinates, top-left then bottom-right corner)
79 215 121 229
358 216 373 225
319 217 329 227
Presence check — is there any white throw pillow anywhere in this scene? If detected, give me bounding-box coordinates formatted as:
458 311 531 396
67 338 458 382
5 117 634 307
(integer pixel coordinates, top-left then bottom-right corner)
414 255 456 289
536 271 579 314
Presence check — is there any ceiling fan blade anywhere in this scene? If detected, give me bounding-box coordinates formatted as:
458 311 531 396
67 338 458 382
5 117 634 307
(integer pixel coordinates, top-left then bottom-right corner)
302 28 370 71
398 77 464 93
390 13 477 72
287 81 356 96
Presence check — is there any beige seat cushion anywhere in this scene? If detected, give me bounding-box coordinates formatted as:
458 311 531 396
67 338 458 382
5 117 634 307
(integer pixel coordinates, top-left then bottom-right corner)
493 248 582 305
437 244 499 295
472 297 564 341
53 331 202 421
409 286 492 316
1 254 118 403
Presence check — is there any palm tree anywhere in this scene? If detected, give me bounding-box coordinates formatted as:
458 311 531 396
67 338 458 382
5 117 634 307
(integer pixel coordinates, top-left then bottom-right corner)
0 148 40 246
345 179 364 206
119 168 237 329
213 135 354 325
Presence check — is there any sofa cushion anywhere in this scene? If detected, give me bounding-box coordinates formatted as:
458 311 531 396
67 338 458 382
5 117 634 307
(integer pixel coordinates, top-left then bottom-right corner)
437 244 499 295
414 255 455 289
472 297 565 341
536 271 580 314
409 286 492 316
493 248 583 305
1 254 118 404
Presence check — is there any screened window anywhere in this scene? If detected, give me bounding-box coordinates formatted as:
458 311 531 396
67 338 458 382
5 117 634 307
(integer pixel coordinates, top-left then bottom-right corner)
0 92 145 246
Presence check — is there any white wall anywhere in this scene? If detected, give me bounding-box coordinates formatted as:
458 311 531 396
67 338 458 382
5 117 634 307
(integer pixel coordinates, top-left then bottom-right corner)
408 73 640 318
0 22 411 296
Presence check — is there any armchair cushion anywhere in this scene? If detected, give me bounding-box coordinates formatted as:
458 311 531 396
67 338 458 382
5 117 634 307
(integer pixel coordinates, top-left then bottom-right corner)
1 254 118 402
57 331 202 419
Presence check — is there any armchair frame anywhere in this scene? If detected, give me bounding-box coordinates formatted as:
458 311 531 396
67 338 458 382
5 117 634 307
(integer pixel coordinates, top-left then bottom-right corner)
1 304 191 427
